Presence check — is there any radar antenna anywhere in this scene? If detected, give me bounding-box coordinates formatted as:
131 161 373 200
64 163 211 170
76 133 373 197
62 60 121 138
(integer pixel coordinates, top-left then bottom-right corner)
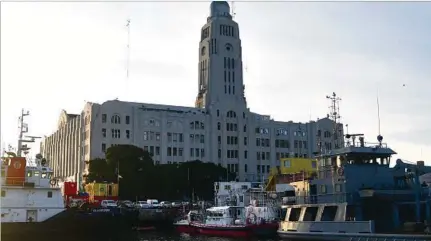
326 92 342 149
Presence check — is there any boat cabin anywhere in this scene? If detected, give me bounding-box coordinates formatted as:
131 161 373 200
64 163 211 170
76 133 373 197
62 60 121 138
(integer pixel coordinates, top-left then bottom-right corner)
280 134 431 233
1 155 55 188
204 206 246 225
1 154 64 223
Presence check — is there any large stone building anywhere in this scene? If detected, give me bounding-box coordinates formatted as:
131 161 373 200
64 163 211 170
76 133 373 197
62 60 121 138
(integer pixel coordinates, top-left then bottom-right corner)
40 1 343 184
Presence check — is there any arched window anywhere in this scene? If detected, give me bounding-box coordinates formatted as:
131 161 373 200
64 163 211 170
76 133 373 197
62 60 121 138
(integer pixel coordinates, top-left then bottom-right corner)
111 115 121 124
227 111 237 118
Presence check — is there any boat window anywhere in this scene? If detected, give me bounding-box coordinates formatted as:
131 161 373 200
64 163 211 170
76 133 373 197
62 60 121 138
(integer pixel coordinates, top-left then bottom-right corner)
41 172 47 178
47 191 53 198
335 184 342 192
321 206 338 221
224 185 231 190
27 171 32 177
284 160 291 167
34 171 40 177
303 207 318 221
346 205 356 221
288 208 301 221
1 190 5 197
320 185 327 193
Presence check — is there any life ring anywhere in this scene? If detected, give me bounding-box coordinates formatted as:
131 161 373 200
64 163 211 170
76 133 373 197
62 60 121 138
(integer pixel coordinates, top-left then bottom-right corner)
246 212 257 224
50 179 57 186
337 167 344 176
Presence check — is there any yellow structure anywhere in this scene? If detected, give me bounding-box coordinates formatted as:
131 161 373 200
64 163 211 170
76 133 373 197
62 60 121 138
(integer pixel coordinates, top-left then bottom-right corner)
84 183 119 197
265 158 317 192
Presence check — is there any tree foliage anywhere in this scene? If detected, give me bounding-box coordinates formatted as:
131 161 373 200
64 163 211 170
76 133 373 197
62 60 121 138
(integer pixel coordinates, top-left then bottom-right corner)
84 144 235 201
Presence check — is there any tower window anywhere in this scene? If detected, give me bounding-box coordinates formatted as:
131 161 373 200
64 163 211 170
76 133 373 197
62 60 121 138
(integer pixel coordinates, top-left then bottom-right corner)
224 71 227 82
224 85 227 94
231 58 235 69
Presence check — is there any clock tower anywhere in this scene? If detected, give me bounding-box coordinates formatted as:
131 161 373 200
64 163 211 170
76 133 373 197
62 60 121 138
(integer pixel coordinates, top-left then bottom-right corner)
195 1 246 110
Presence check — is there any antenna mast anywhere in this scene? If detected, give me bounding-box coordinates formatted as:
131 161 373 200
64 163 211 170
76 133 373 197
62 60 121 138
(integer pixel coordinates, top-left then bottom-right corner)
17 109 40 157
376 88 383 146
230 1 236 19
126 18 131 80
376 89 381 135
326 92 342 149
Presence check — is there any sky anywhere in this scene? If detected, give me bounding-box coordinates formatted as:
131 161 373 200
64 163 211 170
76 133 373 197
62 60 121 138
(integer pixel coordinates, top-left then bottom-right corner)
1 1 431 164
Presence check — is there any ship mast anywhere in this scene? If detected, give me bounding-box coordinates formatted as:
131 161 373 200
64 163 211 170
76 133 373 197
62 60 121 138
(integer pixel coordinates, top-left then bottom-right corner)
16 109 41 158
326 92 342 149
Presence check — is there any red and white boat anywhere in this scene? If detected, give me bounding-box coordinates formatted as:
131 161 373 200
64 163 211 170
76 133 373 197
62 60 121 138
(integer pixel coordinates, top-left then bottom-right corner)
190 206 252 238
173 210 199 234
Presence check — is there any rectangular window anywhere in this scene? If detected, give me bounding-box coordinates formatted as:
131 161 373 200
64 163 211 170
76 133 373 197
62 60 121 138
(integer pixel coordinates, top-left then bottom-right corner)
244 150 248 159
167 147 172 156
179 148 183 156
102 143 106 152
126 115 130 124
102 114 107 123
47 191 53 198
190 148 194 157
155 146 160 155
126 130 130 139
102 128 106 138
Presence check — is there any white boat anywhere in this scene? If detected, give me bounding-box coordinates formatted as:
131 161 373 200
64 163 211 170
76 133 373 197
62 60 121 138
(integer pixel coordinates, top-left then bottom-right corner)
1 110 140 241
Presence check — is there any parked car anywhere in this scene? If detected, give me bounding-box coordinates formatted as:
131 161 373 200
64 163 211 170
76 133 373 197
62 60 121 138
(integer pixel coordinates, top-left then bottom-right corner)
100 200 117 208
160 201 171 208
171 201 182 207
135 201 151 208
118 200 134 208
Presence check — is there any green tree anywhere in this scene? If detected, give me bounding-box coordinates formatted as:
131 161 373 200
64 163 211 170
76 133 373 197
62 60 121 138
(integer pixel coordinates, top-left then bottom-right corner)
84 145 233 201
84 158 115 183
105 144 154 199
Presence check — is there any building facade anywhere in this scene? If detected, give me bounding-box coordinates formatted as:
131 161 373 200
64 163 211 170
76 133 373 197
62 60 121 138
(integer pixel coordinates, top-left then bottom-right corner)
40 1 343 183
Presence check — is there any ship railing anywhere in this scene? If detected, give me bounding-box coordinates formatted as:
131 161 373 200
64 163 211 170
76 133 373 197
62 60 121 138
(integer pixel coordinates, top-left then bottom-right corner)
344 141 388 148
1 177 34 187
289 192 355 205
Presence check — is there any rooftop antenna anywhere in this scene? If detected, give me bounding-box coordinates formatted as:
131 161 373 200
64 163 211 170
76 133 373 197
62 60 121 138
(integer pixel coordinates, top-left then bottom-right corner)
230 1 236 19
126 18 131 80
326 92 342 149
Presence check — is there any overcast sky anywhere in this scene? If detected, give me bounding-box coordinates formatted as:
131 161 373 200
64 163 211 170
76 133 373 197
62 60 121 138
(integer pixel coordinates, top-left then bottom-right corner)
2 2 430 164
